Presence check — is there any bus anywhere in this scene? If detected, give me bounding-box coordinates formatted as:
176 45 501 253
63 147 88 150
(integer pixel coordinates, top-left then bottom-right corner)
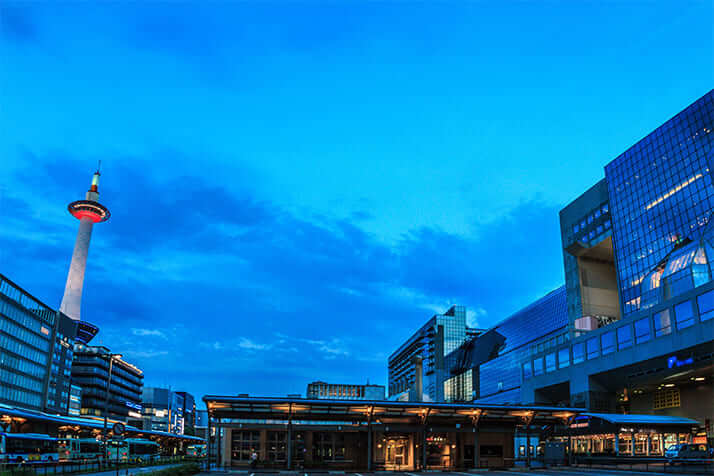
186 444 206 458
57 438 103 461
106 438 160 464
0 433 59 463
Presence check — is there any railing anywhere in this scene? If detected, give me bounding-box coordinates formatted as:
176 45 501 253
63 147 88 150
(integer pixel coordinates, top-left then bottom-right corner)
572 455 714 474
0 455 202 476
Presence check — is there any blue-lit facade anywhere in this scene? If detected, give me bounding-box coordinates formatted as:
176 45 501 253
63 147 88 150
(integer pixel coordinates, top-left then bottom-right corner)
388 305 478 402
521 91 714 442
605 91 714 316
0 274 77 414
442 287 568 404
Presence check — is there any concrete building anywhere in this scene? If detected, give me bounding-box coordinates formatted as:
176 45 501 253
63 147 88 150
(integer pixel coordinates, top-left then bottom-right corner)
306 381 385 400
388 305 481 402
0 273 78 415
71 343 144 421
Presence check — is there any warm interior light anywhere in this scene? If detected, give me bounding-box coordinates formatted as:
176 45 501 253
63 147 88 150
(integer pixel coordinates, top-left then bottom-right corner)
664 383 675 387
645 173 703 210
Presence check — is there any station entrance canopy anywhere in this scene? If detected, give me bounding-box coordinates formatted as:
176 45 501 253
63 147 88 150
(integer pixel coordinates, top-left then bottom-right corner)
203 395 583 470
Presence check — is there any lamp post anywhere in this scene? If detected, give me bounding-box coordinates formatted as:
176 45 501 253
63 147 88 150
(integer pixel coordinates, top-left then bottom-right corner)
102 353 123 461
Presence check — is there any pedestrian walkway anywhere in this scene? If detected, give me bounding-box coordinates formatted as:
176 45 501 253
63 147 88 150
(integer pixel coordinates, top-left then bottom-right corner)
82 463 184 476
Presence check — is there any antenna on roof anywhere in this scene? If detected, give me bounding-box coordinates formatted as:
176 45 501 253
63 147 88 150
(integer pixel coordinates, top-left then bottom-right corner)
97 160 102 174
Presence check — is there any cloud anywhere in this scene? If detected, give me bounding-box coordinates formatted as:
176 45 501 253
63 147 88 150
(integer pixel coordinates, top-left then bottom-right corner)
131 328 167 339
0 4 37 44
466 307 487 328
1 151 565 399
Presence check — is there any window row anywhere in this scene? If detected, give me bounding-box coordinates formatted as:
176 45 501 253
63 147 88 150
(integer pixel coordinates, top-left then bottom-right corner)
523 289 714 380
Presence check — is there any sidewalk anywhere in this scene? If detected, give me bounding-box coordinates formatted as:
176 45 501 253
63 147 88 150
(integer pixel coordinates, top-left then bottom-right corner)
82 463 185 476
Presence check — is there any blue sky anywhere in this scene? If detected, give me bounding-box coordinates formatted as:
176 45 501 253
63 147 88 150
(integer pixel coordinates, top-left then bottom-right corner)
0 1 712 406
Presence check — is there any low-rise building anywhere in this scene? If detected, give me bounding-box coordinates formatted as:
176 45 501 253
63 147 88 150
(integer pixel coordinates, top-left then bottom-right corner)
306 381 385 400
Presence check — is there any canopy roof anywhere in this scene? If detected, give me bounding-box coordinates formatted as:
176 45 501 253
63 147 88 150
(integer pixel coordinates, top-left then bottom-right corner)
0 404 203 442
580 412 700 426
203 395 581 427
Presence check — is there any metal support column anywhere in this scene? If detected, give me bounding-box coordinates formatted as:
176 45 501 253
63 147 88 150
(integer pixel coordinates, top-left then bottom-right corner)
366 406 373 472
287 403 293 470
646 434 651 456
216 418 222 468
614 433 620 456
525 429 531 468
631 431 636 456
473 429 479 469
422 428 427 470
207 415 212 470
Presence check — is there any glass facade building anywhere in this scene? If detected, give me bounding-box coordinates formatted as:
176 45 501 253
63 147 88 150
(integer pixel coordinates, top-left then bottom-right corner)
137 387 194 434
605 91 714 315
388 305 477 402
0 274 77 414
442 287 568 404
518 91 714 433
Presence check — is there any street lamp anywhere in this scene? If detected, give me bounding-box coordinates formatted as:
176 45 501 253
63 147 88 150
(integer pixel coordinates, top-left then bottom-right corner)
101 353 123 458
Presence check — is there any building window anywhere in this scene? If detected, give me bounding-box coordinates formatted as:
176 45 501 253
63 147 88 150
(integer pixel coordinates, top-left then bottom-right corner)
545 353 556 373
634 317 650 344
522 362 532 380
653 388 681 410
674 301 695 330
312 432 345 462
533 358 544 376
617 325 633 349
572 342 585 364
654 309 672 337
586 337 599 360
697 289 714 321
267 431 286 462
601 331 615 355
231 431 260 462
557 347 570 368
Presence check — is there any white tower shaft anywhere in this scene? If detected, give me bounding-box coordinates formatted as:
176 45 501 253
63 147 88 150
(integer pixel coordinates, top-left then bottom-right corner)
60 217 95 320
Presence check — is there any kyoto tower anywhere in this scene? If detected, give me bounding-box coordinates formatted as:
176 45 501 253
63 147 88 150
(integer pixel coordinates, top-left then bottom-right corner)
60 168 110 321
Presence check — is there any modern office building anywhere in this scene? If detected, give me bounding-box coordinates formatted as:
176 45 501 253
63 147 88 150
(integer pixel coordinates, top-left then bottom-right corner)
176 391 196 435
442 288 568 404
71 343 144 421
388 305 481 402
408 90 714 447
306 381 385 400
137 387 191 434
0 273 78 414
521 91 714 440
68 384 82 416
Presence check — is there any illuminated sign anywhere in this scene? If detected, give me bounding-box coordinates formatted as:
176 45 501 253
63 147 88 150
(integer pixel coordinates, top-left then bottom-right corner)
125 401 142 410
667 356 694 369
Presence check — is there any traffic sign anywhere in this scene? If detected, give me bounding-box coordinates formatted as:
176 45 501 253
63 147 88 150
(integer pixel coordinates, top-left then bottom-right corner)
113 422 125 436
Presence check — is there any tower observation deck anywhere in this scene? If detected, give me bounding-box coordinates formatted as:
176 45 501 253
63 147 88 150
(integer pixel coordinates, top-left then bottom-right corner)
60 169 110 321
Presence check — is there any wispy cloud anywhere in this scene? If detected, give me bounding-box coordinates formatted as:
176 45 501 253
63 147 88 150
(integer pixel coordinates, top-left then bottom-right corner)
131 328 167 339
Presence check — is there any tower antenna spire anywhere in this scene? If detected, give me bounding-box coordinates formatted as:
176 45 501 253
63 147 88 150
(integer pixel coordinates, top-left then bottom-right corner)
97 160 101 174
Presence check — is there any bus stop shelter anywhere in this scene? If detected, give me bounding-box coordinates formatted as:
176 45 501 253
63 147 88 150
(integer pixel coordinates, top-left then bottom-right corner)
203 395 582 470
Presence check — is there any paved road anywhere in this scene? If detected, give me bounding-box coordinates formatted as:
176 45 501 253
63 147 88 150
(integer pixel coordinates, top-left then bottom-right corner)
82 463 184 476
200 469 713 476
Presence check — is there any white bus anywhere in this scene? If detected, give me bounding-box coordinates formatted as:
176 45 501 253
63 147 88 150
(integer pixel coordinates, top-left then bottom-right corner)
0 433 59 463
57 438 103 461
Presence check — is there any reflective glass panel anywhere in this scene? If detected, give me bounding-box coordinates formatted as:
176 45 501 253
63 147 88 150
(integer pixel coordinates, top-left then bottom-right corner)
572 342 585 364
601 331 615 355
697 290 714 321
675 300 695 330
586 337 599 360
545 353 556 372
617 325 633 349
654 309 672 337
634 317 651 344
558 347 570 368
